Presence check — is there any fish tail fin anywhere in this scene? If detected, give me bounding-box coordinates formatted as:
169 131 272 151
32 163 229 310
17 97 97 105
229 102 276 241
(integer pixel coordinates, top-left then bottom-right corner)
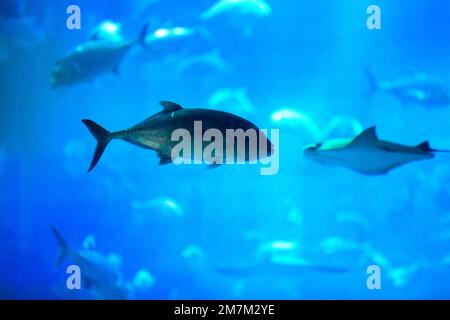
51 225 69 267
137 22 150 49
82 119 112 172
364 68 378 96
416 141 450 153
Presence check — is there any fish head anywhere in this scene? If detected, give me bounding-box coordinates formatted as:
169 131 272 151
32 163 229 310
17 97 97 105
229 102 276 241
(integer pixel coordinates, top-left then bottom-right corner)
258 129 273 159
304 138 352 165
51 61 80 88
303 142 324 161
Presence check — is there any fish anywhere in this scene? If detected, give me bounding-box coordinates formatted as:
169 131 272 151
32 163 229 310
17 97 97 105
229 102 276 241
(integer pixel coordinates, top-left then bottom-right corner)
366 69 450 107
82 100 272 172
216 254 348 277
200 0 272 20
89 20 124 42
175 49 231 75
208 87 256 115
303 126 447 175
51 226 128 300
132 196 184 217
51 23 149 88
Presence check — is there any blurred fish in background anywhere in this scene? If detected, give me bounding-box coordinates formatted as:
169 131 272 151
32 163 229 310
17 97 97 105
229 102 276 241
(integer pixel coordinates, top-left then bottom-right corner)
51 20 149 88
366 69 450 107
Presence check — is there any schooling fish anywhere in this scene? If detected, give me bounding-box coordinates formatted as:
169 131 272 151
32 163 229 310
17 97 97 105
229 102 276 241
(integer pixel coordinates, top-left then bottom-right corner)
82 101 272 172
304 126 448 175
51 226 128 300
200 0 272 20
51 23 149 88
366 70 450 107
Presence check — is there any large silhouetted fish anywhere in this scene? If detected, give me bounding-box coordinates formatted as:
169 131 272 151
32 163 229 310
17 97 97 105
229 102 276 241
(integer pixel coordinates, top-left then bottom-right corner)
51 23 149 88
82 101 272 172
366 70 449 107
304 126 449 175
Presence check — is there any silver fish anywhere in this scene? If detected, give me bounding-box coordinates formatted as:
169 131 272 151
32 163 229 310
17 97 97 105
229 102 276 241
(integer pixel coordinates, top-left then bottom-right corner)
82 101 272 172
304 126 447 175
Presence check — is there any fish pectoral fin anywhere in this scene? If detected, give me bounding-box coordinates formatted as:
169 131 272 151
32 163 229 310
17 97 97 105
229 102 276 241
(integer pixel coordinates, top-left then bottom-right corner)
157 152 172 165
159 101 183 112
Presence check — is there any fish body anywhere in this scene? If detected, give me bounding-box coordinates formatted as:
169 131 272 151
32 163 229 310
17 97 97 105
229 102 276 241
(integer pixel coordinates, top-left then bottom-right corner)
366 70 449 107
216 255 348 277
82 101 271 172
51 226 127 300
201 0 272 20
304 126 440 175
51 24 148 88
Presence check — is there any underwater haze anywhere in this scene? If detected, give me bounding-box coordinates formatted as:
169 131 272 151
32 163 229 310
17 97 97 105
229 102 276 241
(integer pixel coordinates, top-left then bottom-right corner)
1 0 450 299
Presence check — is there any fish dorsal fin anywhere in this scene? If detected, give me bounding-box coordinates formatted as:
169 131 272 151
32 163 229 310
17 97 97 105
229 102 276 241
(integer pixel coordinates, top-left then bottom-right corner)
145 101 183 121
351 126 378 146
82 235 96 251
416 141 431 152
159 101 183 113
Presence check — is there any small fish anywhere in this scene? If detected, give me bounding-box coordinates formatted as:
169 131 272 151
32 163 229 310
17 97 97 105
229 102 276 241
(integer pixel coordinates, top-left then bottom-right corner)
208 87 256 115
201 0 272 20
366 69 450 107
51 23 149 88
132 196 184 217
304 126 447 175
216 255 348 277
51 226 128 300
82 101 272 172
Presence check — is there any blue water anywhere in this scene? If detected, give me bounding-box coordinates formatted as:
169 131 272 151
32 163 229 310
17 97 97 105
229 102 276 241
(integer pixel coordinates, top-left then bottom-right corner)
1 0 450 299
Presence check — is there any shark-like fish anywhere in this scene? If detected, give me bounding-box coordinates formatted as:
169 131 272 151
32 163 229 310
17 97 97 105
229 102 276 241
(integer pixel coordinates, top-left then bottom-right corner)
200 0 272 20
51 226 128 300
366 70 450 107
304 126 448 175
51 23 149 88
82 101 272 172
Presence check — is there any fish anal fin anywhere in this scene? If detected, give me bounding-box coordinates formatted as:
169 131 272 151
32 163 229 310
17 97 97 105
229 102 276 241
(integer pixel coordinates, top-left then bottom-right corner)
158 152 172 165
351 126 378 146
206 163 221 170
